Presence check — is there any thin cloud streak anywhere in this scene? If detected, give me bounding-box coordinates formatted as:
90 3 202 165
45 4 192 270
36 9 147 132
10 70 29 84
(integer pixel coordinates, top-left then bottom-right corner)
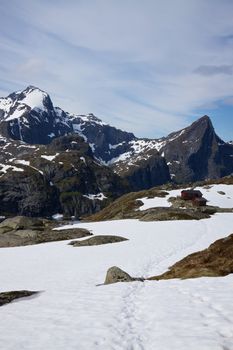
194 65 233 76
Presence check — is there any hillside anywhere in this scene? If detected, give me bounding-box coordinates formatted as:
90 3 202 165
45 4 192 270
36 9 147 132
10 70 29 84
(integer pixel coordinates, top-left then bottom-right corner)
86 176 233 221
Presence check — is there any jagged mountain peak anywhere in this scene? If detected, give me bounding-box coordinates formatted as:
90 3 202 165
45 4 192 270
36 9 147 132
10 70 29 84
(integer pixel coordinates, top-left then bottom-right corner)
0 86 72 144
190 115 213 129
0 86 136 153
12 85 52 109
164 115 214 144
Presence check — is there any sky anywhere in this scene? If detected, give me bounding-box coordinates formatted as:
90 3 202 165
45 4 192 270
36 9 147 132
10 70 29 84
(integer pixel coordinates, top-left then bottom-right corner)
0 0 233 141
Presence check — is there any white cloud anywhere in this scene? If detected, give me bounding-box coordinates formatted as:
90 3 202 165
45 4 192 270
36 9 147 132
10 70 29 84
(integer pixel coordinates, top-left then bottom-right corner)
1 0 233 138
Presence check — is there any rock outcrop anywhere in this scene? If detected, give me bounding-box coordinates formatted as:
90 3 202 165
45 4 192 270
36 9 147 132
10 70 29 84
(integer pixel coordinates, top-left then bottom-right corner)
0 216 91 247
86 186 213 222
148 233 233 280
69 235 128 247
104 266 144 284
103 232 233 285
113 151 171 191
0 290 39 306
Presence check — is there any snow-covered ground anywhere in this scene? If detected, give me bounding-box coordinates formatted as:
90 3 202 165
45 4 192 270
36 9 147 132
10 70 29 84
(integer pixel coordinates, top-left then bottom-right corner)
196 184 233 208
138 184 233 210
0 213 233 350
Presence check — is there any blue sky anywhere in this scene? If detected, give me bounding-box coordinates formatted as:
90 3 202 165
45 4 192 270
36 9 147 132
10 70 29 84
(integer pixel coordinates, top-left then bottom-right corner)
0 0 233 141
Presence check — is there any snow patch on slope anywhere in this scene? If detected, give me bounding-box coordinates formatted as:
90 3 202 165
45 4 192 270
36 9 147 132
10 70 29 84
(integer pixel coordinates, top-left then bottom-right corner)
20 88 47 111
83 193 107 201
41 153 59 161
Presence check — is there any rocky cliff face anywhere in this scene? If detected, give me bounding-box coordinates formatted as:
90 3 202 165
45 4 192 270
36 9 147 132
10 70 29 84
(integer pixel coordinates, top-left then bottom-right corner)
0 134 128 218
157 116 233 183
112 149 170 191
110 116 233 185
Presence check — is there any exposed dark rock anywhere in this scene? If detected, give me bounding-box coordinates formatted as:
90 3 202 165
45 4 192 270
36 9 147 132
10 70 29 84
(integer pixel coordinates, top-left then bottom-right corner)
148 233 233 280
217 191 225 195
0 168 59 217
114 152 171 191
104 266 144 284
0 216 91 247
0 134 129 218
158 116 233 183
109 116 233 187
139 208 211 221
69 235 128 247
0 290 39 306
70 113 136 163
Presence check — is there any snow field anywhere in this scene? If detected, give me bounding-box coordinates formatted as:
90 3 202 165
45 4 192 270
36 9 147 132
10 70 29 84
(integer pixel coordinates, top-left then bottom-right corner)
0 214 233 349
138 184 233 210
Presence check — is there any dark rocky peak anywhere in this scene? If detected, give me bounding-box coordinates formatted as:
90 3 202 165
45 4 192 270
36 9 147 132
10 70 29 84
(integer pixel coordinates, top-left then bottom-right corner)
158 115 232 183
186 115 214 136
183 115 226 146
164 115 214 145
75 113 106 125
47 133 93 157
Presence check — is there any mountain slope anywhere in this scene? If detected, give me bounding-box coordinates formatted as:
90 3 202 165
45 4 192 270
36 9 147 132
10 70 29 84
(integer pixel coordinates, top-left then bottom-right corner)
0 134 128 217
155 116 233 183
111 116 233 184
0 86 232 192
0 86 135 161
0 86 72 144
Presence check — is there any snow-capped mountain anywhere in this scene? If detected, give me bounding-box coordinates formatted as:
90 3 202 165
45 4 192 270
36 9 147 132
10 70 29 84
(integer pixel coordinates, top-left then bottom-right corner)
0 86 233 193
0 86 73 144
113 116 233 185
0 86 135 161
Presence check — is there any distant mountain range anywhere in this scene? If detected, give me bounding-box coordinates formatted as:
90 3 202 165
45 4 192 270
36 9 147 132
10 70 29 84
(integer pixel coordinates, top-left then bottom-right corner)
0 86 232 217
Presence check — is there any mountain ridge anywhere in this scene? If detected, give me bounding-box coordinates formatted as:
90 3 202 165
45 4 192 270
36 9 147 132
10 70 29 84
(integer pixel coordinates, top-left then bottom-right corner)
0 86 232 215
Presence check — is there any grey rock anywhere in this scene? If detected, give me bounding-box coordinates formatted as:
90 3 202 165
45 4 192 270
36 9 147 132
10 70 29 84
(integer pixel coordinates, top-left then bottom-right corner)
69 235 128 247
0 216 92 247
114 152 171 191
104 266 144 285
0 290 39 306
0 216 46 232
